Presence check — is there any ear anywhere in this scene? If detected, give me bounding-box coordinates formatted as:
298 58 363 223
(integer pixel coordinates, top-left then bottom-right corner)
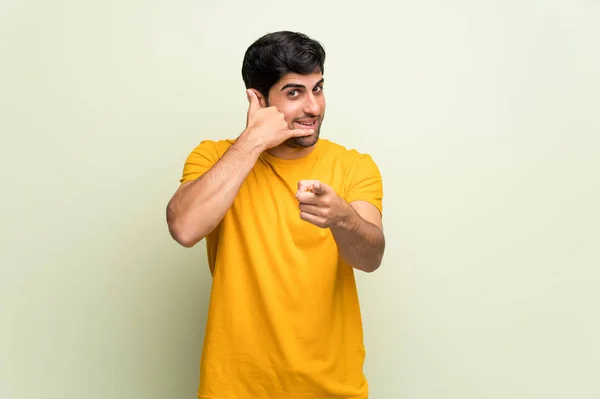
249 88 268 108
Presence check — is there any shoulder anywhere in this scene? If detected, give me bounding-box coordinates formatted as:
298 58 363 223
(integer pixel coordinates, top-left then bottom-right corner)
320 140 384 213
186 138 235 159
319 139 380 173
179 138 236 184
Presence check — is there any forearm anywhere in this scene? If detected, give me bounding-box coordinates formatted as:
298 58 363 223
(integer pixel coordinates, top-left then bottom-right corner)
167 134 263 247
330 205 385 273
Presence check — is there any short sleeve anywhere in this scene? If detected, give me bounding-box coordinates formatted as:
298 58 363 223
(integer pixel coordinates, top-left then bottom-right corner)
344 154 384 215
179 140 221 185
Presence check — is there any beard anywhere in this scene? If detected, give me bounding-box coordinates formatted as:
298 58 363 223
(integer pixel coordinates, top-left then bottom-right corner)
285 117 323 148
263 99 324 148
285 128 320 148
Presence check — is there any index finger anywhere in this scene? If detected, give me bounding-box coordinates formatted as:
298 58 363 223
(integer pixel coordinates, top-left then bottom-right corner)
298 180 318 193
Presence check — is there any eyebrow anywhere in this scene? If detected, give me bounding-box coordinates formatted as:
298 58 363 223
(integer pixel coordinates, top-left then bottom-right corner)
280 78 325 91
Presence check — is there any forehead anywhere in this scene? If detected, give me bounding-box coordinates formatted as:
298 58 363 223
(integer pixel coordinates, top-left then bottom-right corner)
274 72 324 88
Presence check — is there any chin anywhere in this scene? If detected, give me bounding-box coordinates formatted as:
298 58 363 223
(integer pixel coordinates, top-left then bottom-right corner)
286 131 320 148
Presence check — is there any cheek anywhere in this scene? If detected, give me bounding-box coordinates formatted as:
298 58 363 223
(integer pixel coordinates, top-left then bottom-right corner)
319 98 326 111
283 104 304 121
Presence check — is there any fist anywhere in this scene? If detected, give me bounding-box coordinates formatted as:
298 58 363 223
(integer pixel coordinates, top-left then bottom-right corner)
296 180 351 228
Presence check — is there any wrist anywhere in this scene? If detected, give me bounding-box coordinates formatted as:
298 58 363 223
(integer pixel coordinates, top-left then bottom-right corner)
332 199 356 230
236 129 266 156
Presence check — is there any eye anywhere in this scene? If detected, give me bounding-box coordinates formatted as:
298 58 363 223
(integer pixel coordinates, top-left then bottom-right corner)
288 90 300 98
314 86 323 93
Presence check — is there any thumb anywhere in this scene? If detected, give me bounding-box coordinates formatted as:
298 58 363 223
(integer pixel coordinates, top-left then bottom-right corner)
313 181 327 195
246 89 260 114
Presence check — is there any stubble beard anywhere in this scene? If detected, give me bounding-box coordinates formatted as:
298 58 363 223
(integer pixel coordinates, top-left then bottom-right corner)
285 125 321 148
264 98 323 148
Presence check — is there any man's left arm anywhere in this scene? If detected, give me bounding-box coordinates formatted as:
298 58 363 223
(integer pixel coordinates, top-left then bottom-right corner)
330 199 385 272
296 181 385 273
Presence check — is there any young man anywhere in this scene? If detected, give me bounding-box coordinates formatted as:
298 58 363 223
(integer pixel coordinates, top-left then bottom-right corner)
166 31 385 399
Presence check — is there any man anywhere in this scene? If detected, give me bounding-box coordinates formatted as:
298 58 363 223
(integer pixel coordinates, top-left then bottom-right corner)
166 31 385 399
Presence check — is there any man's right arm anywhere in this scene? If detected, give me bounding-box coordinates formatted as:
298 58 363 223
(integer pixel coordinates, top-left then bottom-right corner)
166 88 313 248
166 135 263 247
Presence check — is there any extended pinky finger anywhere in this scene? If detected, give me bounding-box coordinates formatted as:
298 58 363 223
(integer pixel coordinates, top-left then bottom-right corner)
289 128 314 137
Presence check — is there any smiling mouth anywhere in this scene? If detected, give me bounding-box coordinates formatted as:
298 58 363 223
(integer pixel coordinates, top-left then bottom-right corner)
294 119 318 129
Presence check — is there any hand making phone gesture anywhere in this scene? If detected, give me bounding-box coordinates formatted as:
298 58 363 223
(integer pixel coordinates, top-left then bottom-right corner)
243 89 314 150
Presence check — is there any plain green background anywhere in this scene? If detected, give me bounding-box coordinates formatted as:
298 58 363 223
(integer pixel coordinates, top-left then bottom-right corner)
1 1 598 398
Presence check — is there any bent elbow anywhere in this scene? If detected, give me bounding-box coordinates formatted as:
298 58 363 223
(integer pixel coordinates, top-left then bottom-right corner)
363 260 382 273
179 237 199 248
166 203 203 248
171 228 198 248
363 249 385 273
168 222 204 248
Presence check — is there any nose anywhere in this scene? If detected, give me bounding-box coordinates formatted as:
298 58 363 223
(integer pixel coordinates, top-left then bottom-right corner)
303 93 321 116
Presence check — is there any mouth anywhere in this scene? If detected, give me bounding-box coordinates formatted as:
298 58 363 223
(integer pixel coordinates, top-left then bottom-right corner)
294 119 318 129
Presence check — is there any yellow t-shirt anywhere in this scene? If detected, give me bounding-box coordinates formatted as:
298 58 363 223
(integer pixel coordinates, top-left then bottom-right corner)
179 138 383 399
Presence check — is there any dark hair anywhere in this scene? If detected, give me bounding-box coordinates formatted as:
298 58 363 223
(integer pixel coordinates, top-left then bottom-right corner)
241 31 326 98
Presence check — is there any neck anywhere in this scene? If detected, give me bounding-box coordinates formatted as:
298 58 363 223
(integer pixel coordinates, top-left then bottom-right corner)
266 142 317 160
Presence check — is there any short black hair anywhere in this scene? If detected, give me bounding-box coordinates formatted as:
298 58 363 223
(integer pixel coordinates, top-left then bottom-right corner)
241 31 326 99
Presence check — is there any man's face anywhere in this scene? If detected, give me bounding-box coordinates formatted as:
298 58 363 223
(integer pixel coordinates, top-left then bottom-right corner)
265 72 326 148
